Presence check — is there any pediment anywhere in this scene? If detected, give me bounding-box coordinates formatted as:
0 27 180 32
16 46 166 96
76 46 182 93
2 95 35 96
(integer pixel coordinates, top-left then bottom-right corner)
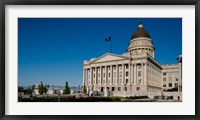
91 53 128 63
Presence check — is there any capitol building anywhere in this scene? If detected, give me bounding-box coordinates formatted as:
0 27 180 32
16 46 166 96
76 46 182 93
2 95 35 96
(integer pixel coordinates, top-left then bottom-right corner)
82 21 182 99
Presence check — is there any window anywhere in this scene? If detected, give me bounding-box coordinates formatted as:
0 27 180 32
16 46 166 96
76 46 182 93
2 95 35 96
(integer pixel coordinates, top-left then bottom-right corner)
124 87 127 91
101 87 104 92
138 65 141 69
176 78 178 81
137 87 140 90
126 72 129 76
169 83 172 87
163 85 166 87
126 64 129 69
118 87 121 91
163 78 166 81
112 87 115 91
126 79 128 84
163 72 166 76
138 71 141 77
107 87 109 91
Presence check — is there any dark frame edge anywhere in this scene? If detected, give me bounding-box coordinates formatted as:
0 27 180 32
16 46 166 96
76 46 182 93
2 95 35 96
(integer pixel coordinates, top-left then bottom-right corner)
0 0 200 5
0 0 5 120
0 0 199 120
195 1 200 120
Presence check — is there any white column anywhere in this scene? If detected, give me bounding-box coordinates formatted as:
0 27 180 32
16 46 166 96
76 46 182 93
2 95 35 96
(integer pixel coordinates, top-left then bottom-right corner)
141 63 144 85
131 64 134 85
95 67 98 85
86 69 89 92
116 64 119 85
134 64 137 85
147 65 149 85
100 66 102 85
128 63 131 91
94 67 98 91
178 60 182 91
90 68 92 86
144 62 147 85
122 64 124 85
105 66 107 85
107 66 109 85
85 69 87 85
129 63 131 85
82 69 85 86
110 65 113 85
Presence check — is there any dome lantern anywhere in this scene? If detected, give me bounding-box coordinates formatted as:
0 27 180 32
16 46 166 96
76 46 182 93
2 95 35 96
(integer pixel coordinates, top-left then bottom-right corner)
138 20 143 28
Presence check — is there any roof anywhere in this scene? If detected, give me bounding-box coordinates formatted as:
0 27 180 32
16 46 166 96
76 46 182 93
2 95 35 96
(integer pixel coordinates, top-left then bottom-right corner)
131 21 151 39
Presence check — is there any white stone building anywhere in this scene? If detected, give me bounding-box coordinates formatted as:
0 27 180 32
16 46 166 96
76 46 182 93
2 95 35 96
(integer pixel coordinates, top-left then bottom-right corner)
162 64 179 91
82 21 182 98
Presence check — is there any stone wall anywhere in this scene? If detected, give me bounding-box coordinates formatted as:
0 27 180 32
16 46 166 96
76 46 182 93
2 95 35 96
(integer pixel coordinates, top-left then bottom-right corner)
112 91 182 100
112 91 161 99
163 92 182 100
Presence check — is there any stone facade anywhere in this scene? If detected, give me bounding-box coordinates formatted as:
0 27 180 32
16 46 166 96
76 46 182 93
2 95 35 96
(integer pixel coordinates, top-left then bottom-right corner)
162 64 179 91
82 21 182 98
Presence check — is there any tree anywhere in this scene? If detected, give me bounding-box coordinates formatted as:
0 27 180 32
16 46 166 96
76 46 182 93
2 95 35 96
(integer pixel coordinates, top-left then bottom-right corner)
18 86 24 93
44 85 48 94
64 81 70 94
24 88 32 95
38 81 45 95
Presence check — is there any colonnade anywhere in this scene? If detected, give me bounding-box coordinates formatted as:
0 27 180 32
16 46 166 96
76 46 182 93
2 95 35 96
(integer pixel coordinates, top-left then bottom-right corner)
82 62 148 91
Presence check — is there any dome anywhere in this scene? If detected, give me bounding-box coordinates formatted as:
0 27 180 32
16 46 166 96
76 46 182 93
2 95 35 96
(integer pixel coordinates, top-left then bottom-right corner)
131 21 151 39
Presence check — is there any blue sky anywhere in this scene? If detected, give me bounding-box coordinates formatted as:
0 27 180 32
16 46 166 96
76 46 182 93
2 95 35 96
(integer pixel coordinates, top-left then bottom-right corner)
18 18 182 87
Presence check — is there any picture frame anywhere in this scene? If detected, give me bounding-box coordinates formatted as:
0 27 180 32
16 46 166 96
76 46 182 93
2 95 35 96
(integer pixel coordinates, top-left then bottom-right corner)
0 0 199 119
